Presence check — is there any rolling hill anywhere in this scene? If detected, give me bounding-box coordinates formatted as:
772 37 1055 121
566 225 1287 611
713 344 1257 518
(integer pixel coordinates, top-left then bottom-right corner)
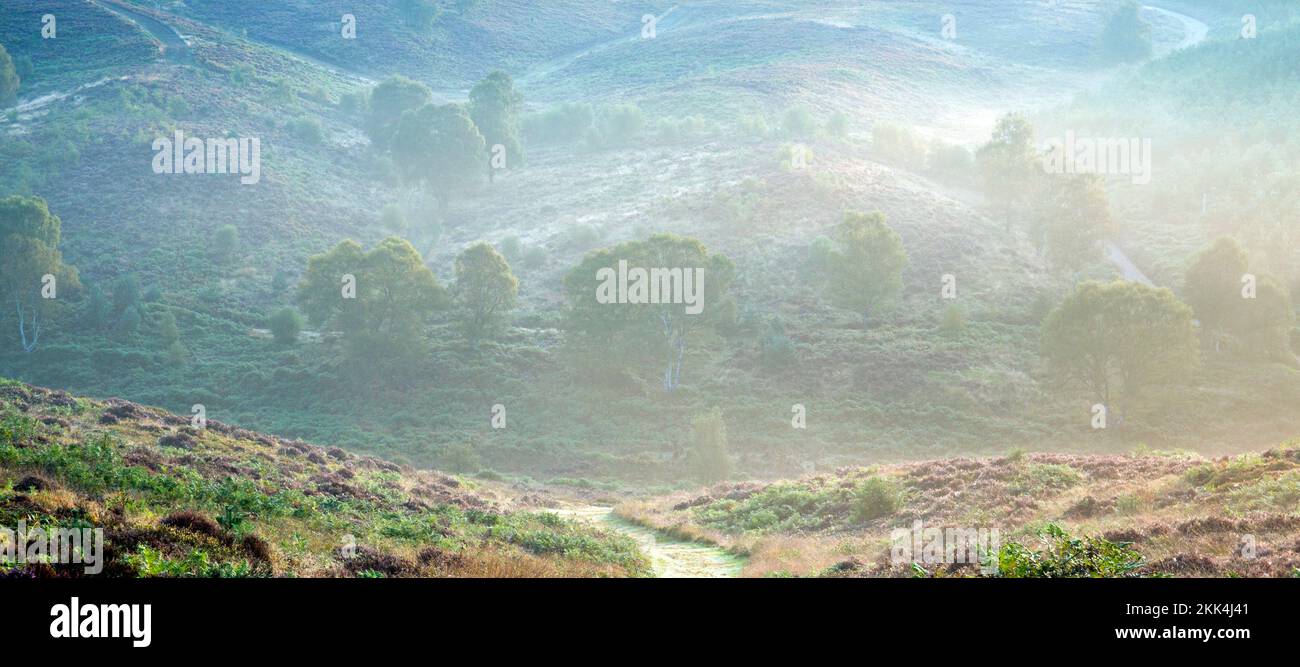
0 377 648 577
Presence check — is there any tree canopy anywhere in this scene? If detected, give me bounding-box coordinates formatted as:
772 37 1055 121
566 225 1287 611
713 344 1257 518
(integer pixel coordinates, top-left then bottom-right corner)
1185 237 1296 358
469 71 523 182
1042 281 1198 417
0 195 80 352
453 242 519 340
296 237 447 359
564 234 735 391
1031 173 1114 272
391 103 486 210
826 211 907 323
365 76 434 151
976 113 1038 223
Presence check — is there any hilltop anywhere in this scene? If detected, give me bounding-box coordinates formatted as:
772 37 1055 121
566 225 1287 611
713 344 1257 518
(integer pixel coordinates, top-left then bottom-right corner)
0 378 648 577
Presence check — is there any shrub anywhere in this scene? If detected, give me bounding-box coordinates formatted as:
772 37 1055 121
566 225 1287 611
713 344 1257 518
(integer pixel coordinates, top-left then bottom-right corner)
161 510 223 537
212 225 239 263
781 105 817 138
738 114 770 139
441 442 481 473
522 102 594 145
939 303 967 335
995 524 1145 577
268 308 303 344
927 141 974 179
872 122 926 169
287 115 324 144
852 477 903 521
1010 463 1083 495
601 104 644 144
760 325 797 371
522 246 548 271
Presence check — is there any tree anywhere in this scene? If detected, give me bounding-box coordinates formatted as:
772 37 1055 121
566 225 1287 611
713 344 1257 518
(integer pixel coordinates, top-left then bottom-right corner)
296 237 448 359
0 43 19 107
804 235 834 281
564 234 736 391
1042 281 1198 419
469 71 523 183
1236 276 1295 361
212 225 239 263
1185 237 1296 358
112 274 140 316
85 284 112 331
116 306 141 338
1183 237 1249 349
1031 173 1113 272
782 105 816 138
157 310 180 345
271 269 291 294
165 340 188 367
1099 1 1152 63
268 307 303 345
390 103 485 210
365 76 433 150
826 211 907 325
0 196 79 352
453 242 518 340
976 113 1038 225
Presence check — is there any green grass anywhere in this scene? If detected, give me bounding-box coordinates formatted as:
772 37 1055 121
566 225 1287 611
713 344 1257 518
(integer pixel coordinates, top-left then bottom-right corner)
0 385 651 577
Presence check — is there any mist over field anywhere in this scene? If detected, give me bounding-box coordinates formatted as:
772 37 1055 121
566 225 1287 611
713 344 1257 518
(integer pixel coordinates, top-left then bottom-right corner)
2 0 1299 581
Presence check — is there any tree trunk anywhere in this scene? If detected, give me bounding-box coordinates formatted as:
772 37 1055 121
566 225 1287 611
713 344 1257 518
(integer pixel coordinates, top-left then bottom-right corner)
16 301 39 353
663 337 686 392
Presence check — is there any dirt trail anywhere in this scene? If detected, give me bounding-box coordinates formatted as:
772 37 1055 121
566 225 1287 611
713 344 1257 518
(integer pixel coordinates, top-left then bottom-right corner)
4 0 190 115
1143 5 1210 54
551 505 743 578
92 0 193 65
1096 5 1208 286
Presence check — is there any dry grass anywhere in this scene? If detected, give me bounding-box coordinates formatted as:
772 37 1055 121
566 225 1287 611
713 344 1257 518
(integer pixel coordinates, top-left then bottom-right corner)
624 446 1300 577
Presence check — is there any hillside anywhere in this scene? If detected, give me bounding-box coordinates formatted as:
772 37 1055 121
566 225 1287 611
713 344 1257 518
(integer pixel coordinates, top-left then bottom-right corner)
619 444 1300 577
1 0 1297 495
0 378 648 577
